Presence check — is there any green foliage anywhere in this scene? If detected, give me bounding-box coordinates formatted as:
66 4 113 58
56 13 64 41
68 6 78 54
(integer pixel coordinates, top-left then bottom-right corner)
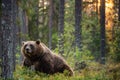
62 11 100 61
112 26 120 62
75 49 94 61
81 13 100 61
18 32 30 40
13 62 120 80
19 0 43 40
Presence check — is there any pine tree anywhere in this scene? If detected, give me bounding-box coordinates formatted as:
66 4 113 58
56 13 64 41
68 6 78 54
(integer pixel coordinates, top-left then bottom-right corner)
58 0 65 55
1 0 17 79
75 0 82 51
48 0 53 49
100 0 106 64
118 0 120 21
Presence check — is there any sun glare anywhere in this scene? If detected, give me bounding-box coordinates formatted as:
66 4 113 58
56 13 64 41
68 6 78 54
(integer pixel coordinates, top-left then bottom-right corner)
105 0 114 40
87 0 115 40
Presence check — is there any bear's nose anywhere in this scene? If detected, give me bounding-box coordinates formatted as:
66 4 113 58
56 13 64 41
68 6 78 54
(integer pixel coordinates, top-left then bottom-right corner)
25 48 29 51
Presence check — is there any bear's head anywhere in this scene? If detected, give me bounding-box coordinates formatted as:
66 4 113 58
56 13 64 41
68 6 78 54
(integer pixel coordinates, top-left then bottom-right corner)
21 40 41 57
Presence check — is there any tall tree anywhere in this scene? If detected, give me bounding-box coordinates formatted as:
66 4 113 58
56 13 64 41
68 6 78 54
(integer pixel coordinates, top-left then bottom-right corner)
75 0 82 51
48 0 53 49
12 0 18 70
17 4 29 64
0 0 2 72
118 0 120 21
96 0 98 14
1 0 16 79
26 0 39 40
100 0 106 64
58 0 65 55
34 0 39 39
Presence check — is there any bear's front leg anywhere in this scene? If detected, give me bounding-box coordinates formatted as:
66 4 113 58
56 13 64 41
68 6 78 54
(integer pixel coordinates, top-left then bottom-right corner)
22 58 32 67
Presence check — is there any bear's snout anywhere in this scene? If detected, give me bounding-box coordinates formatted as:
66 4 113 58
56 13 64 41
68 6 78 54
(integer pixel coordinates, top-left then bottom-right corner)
25 47 32 54
25 48 29 52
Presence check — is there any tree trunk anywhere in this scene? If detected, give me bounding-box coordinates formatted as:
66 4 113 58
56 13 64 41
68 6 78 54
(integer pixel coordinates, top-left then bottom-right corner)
34 0 39 40
96 0 98 14
58 0 65 55
12 0 18 71
28 0 39 40
48 0 53 49
118 0 120 23
75 0 82 51
1 0 16 79
0 0 2 70
17 6 28 63
100 0 106 64
42 0 45 25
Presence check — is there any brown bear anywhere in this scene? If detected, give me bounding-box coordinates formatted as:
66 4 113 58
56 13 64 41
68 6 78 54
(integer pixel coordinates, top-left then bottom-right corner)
21 40 73 76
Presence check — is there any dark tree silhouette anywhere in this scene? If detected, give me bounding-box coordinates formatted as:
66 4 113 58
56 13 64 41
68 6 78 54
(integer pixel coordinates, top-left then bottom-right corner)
17 1 29 64
96 0 98 14
58 0 65 55
100 0 106 64
13 0 19 70
1 0 17 79
118 0 120 21
0 0 2 74
28 0 39 40
48 0 53 49
75 0 82 51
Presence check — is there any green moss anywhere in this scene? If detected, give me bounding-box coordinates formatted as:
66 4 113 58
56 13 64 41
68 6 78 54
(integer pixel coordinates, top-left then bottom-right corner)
13 62 120 80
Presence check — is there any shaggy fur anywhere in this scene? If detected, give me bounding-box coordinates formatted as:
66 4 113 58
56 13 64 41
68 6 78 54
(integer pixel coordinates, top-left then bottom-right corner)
21 40 73 76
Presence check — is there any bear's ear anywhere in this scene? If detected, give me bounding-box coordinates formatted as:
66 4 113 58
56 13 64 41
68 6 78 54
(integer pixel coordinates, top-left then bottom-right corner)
22 41 25 45
36 40 40 45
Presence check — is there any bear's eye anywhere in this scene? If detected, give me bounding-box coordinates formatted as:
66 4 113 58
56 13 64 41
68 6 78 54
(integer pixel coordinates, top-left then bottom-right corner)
24 44 27 47
30 44 34 49
24 44 28 48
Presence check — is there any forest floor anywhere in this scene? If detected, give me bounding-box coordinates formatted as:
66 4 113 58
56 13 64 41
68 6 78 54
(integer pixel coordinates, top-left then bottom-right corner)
13 61 120 80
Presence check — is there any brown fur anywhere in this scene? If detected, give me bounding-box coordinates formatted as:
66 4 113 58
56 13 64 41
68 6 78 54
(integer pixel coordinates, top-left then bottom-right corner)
21 40 73 76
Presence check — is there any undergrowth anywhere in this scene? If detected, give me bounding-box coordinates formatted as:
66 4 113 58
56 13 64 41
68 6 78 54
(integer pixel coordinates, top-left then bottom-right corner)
13 61 120 80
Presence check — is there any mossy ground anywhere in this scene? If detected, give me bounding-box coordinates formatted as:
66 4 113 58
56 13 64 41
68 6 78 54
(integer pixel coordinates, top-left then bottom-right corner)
13 61 120 80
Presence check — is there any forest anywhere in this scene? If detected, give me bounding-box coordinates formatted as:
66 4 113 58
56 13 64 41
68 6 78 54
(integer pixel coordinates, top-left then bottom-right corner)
0 0 120 80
